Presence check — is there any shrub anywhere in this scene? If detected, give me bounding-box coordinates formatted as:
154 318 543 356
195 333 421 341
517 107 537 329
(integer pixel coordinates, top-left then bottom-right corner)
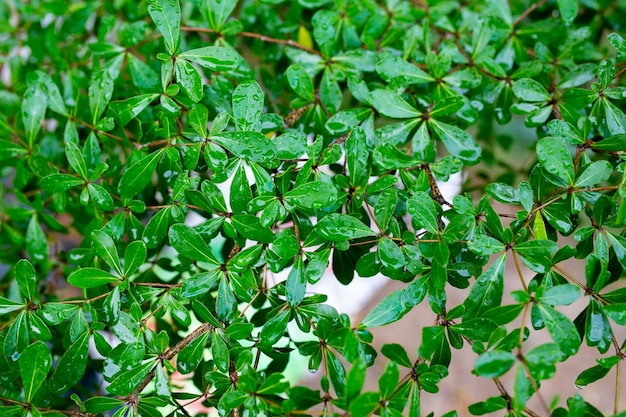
1 0 626 416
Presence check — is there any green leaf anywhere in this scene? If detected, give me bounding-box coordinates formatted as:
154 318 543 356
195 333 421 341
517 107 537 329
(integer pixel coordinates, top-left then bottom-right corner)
0 297 24 316
65 140 88 180
604 303 626 325
539 284 579 306
349 392 378 416
286 257 306 307
212 131 277 164
118 148 165 199
178 46 239 71
381 343 412 368
376 56 434 84
585 300 612 353
19 341 52 401
312 10 338 57
377 237 404 269
26 215 48 264
591 134 626 151
608 33 626 53
464 254 506 319
536 137 574 186
315 213 377 241
514 239 557 274
372 188 397 232
83 397 126 413
31 70 66 115
205 0 237 30
67 268 120 288
212 331 230 373
547 119 584 144
275 130 308 160
374 139 421 169
4 311 29 359
142 207 171 249
606 232 626 269
147 0 180 54
89 70 114 124
175 59 202 102
575 161 612 188
419 326 451 367
362 290 405 328
216 277 237 322
91 230 123 277
557 0 578 24
525 343 561 380
106 360 154 395
345 126 369 187
109 94 158 127
177 332 210 374
486 182 519 204
182 269 222 298
320 68 342 114
0 406 22 417
88 183 114 211
370 89 421 119
102 287 121 324
533 213 548 241
259 309 290 346
468 396 508 415
15 259 37 301
450 318 497 342
513 78 551 102
154 365 170 398
231 214 275 243
468 234 505 256
603 99 626 136
284 181 338 210
0 140 28 161
22 83 47 146
575 357 619 388
258 373 290 395
169 223 220 265
225 322 254 340
429 119 481 164
325 107 372 135
473 350 516 378
127 53 160 92
188 104 208 137
232 80 263 131
536 304 580 355
230 163 252 214
124 241 147 276
286 65 315 102
49 331 90 393
407 191 439 234
430 96 465 118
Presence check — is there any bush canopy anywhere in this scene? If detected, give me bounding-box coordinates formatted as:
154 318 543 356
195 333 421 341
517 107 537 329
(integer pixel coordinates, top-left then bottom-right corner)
1 0 626 416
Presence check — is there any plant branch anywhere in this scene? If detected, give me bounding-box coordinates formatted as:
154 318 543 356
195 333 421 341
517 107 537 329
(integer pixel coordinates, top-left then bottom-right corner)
133 322 213 395
513 0 548 27
180 26 323 57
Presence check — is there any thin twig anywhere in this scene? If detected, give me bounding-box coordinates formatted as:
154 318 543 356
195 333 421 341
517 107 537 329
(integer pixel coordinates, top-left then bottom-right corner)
513 0 548 27
180 26 323 57
133 322 213 395
511 249 528 292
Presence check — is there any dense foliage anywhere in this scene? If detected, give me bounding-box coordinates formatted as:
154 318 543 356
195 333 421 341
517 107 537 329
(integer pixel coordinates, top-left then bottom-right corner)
1 0 626 416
